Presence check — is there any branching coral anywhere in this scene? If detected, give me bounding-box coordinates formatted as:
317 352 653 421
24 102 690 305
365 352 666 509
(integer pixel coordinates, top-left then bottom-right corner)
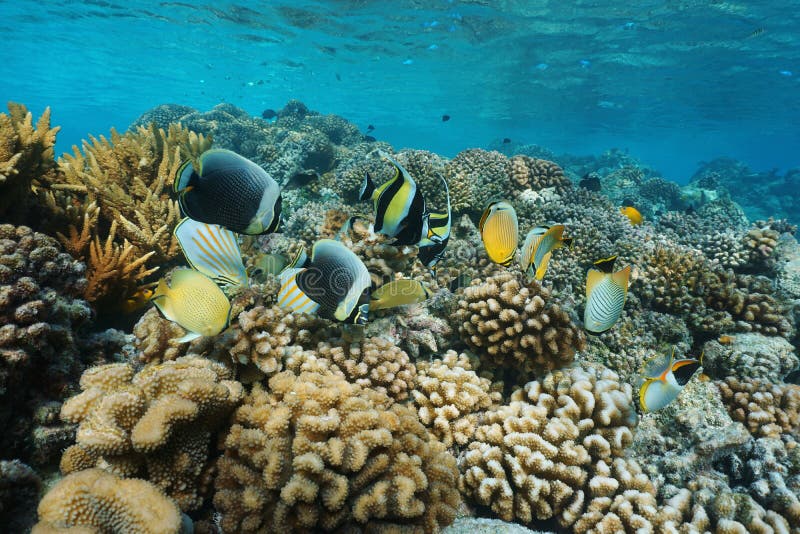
213 370 461 532
412 351 501 448
0 103 60 223
458 365 638 528
59 356 243 511
32 469 183 534
453 271 585 380
716 377 800 439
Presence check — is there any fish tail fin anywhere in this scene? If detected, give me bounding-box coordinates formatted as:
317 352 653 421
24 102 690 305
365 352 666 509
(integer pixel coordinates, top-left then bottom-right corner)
359 172 376 201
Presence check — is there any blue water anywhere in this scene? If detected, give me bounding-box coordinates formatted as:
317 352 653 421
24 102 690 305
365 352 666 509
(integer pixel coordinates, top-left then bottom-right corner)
2 0 799 183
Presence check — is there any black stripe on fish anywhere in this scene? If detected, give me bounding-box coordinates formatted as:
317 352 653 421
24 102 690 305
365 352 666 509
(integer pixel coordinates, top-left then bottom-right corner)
391 190 426 245
593 255 618 273
265 194 283 233
373 174 405 234
673 361 701 386
359 172 376 201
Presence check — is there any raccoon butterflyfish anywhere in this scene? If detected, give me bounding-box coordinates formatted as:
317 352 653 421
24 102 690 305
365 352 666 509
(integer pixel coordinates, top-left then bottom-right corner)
370 279 434 311
150 269 231 343
519 224 573 281
174 218 248 290
174 149 282 235
417 172 451 270
479 200 518 267
278 239 371 324
638 348 702 412
584 255 631 334
620 205 643 225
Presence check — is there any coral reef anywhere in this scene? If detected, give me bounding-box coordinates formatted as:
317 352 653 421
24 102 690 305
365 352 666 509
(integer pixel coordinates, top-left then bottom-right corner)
59 356 243 511
32 468 183 534
214 370 461 532
453 271 585 380
702 333 798 382
0 459 41 533
444 149 509 214
716 377 800 439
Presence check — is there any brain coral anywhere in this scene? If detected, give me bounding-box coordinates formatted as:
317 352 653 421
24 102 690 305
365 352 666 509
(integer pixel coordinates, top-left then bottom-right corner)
32 468 183 534
453 271 585 379
412 351 502 448
59 356 243 511
213 370 461 532
458 365 638 528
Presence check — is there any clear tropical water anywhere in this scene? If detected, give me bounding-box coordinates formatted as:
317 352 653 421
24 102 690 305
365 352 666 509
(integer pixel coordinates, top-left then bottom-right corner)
2 0 799 182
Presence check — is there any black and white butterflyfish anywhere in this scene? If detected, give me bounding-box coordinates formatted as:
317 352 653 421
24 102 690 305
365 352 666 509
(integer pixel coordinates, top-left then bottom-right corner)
174 148 282 235
277 239 371 325
417 172 451 270
359 151 427 246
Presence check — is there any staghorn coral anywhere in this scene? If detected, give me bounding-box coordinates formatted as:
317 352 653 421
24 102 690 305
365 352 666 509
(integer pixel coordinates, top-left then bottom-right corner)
716 377 800 439
412 351 501 448
453 271 585 380
59 356 243 511
458 364 638 528
0 224 92 462
702 333 798 382
213 370 461 532
0 102 60 223
32 468 183 534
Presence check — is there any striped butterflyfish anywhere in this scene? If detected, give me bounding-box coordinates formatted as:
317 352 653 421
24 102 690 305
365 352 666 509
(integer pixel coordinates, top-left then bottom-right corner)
638 348 702 412
583 255 630 333
174 218 248 290
519 224 573 280
150 269 231 343
278 239 371 324
479 200 518 267
359 151 427 246
417 172 451 270
174 149 282 235
370 279 434 311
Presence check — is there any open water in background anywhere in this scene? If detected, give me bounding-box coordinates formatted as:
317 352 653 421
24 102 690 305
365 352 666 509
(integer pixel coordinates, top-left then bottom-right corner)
1 0 799 182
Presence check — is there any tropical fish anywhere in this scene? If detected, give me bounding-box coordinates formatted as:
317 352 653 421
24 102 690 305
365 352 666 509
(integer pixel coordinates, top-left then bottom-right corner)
620 205 643 225
174 149 282 235
120 287 154 314
479 200 518 266
441 114 450 122
359 151 427 246
261 109 277 120
448 272 472 292
519 224 573 280
579 174 601 192
174 218 248 289
150 269 231 343
584 255 631 333
370 279 434 310
251 253 289 279
638 349 702 412
502 137 511 144
417 173 451 270
278 239 371 324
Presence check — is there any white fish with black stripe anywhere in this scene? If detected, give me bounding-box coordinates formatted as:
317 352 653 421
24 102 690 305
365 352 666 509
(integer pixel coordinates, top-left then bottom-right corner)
584 255 630 333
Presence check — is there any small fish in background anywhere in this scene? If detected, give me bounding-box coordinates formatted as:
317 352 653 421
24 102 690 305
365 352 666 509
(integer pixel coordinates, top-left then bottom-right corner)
251 253 288 280
359 151 427 246
150 269 231 343
779 70 793 77
364 135 377 142
448 272 472 292
367 124 375 132
403 58 414 65
620 205 643 225
479 200 519 267
520 224 573 281
441 114 450 122
417 172 452 270
584 255 630 333
278 239 371 324
535 63 549 71
579 173 602 191
336 73 342 81
283 169 319 190
428 44 439 51
174 149 283 235
718 334 735 345
747 27 765 39
174 218 249 290
502 137 511 144
261 109 277 120
120 286 155 314
579 59 591 68
638 349 703 412
370 279 434 310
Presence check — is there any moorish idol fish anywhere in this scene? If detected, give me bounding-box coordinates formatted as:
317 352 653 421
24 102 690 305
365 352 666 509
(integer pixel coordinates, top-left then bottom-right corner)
174 218 248 290
174 149 282 235
417 172 451 270
150 269 231 343
620 205 643 226
278 239 371 324
370 279 434 311
638 349 702 412
359 151 427 246
519 224 573 281
479 200 518 267
584 255 630 334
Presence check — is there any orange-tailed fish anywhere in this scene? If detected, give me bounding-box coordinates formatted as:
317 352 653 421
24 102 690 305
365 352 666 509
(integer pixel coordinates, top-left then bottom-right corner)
638 348 702 412
479 200 518 266
370 279 433 310
519 224 573 280
174 218 248 290
620 205 643 225
278 239 371 324
584 255 630 333
359 151 427 246
150 269 231 343
417 173 451 270
174 149 282 235
120 287 154 314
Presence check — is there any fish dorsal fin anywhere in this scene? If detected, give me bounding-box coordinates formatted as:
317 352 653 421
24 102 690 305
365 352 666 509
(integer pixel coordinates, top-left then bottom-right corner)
283 247 308 272
611 265 631 291
174 218 248 289
359 172 376 201
593 255 618 273
641 349 675 379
